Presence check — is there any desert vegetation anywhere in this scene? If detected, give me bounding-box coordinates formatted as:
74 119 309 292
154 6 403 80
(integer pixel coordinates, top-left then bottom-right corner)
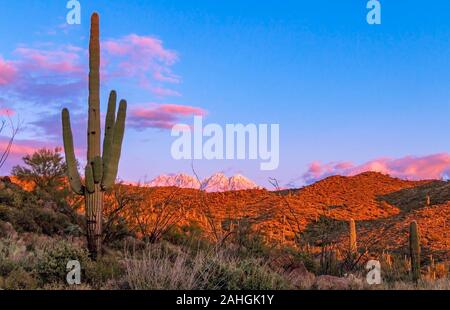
0 148 448 290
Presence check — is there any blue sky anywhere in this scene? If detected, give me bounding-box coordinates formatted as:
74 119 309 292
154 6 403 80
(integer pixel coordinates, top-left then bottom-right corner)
0 0 449 187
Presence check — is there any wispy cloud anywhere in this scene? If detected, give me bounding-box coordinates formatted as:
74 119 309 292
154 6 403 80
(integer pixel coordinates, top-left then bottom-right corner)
0 44 86 106
0 28 184 148
0 31 181 106
0 56 17 85
301 153 450 185
129 103 206 130
103 34 181 96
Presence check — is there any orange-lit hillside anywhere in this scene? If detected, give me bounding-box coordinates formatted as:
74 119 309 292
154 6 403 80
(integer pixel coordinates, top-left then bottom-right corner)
106 172 448 260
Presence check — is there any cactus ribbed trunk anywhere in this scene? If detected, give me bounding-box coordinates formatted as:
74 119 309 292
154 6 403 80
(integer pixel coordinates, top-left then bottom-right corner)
349 218 357 254
61 12 127 260
88 12 101 162
86 184 103 258
85 13 102 258
409 221 421 283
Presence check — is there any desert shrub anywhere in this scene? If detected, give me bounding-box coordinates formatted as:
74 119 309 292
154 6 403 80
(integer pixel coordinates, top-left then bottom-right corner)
36 240 90 284
1 267 38 290
0 187 24 208
379 252 411 283
232 229 269 259
163 223 208 250
84 255 125 288
0 204 14 222
0 205 41 233
30 208 72 235
206 257 291 290
103 217 133 247
240 259 291 289
11 148 67 195
0 259 19 277
0 220 16 238
283 247 318 273
0 238 35 281
0 237 29 263
123 243 291 290
64 224 83 237
0 203 77 236
124 243 193 289
13 209 41 233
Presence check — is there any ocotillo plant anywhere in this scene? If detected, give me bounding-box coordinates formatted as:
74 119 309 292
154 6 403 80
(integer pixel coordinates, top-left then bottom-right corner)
349 218 357 254
61 13 127 258
409 220 421 282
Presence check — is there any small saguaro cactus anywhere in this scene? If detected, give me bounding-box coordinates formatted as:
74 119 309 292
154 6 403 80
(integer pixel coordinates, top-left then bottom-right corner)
349 218 357 254
409 220 421 282
62 13 127 258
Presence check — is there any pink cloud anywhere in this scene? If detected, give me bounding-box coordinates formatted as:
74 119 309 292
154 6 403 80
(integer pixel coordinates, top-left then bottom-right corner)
302 153 450 184
0 140 37 156
103 34 181 97
104 34 177 64
0 136 86 175
0 45 86 105
0 31 182 141
0 138 41 174
14 47 83 74
150 86 181 97
0 57 17 85
129 103 206 130
0 108 15 116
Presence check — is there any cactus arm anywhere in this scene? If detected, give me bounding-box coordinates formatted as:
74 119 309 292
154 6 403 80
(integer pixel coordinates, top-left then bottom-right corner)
102 90 117 169
92 156 103 183
85 164 95 193
61 108 84 195
102 99 127 190
87 12 101 162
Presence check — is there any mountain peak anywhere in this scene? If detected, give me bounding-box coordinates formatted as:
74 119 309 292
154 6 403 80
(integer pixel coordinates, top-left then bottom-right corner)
148 172 260 192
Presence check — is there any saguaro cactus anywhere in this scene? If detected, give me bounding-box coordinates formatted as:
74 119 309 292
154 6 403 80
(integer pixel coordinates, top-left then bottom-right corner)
409 221 421 282
349 218 357 254
62 13 127 258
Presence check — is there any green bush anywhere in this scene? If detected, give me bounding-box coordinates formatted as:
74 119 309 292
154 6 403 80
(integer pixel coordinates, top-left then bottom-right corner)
0 259 19 277
0 205 13 222
36 240 90 284
84 255 125 288
14 210 41 233
1 268 38 290
31 208 72 235
203 256 291 290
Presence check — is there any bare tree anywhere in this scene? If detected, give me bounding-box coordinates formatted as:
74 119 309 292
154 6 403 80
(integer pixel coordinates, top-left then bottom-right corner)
0 113 20 169
103 182 190 244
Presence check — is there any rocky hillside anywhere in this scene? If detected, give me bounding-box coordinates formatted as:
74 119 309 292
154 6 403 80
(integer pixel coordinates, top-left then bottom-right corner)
136 172 449 260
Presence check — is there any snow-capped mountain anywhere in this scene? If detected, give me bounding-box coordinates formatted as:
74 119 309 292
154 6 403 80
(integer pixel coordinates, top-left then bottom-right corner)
228 174 260 191
147 172 260 192
147 173 201 189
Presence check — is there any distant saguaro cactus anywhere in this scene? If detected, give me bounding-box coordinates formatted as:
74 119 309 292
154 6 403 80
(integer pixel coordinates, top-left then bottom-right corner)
425 194 431 207
349 218 357 254
62 13 127 258
409 221 421 282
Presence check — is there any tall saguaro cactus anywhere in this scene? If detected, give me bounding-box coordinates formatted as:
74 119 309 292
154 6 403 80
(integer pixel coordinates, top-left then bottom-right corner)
409 221 421 283
62 13 127 258
349 218 357 254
